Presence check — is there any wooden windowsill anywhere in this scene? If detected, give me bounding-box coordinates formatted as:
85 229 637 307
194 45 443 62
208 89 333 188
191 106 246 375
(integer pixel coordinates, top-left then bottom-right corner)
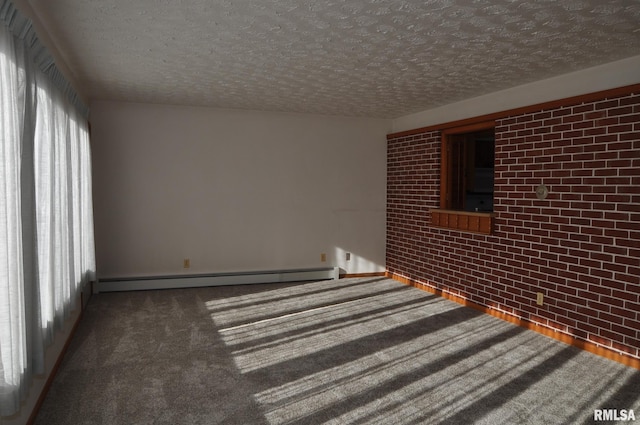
430 209 494 235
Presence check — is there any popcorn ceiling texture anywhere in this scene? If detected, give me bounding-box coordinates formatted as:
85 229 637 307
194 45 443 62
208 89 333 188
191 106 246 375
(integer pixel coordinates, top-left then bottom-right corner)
28 0 640 118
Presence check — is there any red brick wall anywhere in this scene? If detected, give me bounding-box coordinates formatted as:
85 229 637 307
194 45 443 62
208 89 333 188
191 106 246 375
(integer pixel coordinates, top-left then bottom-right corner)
387 88 640 359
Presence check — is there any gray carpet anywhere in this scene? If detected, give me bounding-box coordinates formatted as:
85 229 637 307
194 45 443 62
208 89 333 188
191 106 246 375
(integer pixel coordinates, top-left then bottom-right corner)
35 277 640 424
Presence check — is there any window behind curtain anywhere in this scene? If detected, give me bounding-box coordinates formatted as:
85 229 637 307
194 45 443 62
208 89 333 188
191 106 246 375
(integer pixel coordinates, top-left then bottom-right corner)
0 1 95 416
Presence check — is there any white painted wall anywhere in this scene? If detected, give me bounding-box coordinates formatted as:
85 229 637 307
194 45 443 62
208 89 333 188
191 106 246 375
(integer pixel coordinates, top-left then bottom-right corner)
90 101 391 278
392 55 640 133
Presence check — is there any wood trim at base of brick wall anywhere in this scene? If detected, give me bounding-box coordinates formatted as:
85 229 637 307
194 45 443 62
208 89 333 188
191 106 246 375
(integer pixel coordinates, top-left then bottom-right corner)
340 272 386 278
386 272 640 370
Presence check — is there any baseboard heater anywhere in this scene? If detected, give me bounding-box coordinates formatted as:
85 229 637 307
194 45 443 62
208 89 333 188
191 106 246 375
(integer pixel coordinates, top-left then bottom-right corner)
95 266 340 293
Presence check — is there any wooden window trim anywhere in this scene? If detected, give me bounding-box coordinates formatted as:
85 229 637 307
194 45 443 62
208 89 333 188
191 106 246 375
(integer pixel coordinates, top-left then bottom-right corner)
435 120 495 235
430 209 494 235
440 120 495 209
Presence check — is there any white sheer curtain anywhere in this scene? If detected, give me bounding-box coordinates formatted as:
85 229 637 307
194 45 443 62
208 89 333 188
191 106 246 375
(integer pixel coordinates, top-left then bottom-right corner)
0 22 29 415
0 0 95 416
35 73 96 339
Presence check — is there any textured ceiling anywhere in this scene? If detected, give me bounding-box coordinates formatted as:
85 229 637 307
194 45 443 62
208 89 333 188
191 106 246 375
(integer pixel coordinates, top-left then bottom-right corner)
27 0 640 118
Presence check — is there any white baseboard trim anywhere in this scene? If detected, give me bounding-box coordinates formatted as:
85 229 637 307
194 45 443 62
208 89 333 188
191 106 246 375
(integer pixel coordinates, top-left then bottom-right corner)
95 266 340 293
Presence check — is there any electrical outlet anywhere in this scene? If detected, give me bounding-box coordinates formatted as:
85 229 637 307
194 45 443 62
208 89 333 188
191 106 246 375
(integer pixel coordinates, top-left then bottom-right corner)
346 252 351 261
320 253 326 262
536 292 544 306
183 258 190 268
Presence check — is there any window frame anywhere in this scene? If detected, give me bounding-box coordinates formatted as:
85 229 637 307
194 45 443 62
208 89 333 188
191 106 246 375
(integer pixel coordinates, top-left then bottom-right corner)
433 120 496 234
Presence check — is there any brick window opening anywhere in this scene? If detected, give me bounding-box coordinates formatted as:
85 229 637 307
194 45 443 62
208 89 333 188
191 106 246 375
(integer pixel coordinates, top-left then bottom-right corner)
432 121 495 234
